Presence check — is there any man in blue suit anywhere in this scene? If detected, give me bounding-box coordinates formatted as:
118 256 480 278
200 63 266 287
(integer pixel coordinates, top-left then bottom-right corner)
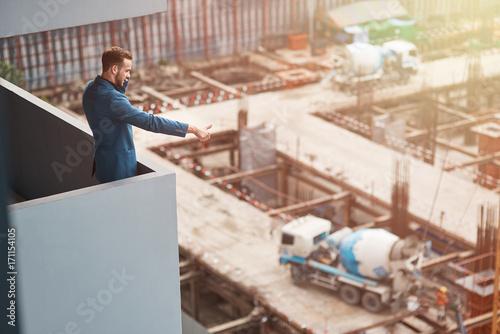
83 46 211 183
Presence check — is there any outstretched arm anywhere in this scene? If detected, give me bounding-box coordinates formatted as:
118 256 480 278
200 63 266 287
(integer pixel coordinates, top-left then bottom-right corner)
188 124 212 142
110 94 213 141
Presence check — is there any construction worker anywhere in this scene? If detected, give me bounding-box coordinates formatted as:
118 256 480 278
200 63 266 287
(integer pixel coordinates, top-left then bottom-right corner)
436 286 448 323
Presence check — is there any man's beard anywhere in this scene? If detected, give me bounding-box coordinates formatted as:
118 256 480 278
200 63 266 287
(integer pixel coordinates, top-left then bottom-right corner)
115 78 124 87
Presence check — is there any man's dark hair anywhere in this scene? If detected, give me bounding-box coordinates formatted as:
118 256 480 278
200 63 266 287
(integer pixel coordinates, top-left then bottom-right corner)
102 46 132 72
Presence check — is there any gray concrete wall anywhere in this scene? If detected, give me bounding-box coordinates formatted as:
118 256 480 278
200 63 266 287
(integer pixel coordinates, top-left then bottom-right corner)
1 0 167 38
0 78 152 200
9 171 182 334
1 78 98 199
3 77 183 334
182 312 210 334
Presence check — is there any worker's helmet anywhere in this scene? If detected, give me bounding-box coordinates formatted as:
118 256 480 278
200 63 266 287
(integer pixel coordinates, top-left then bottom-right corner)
439 286 447 293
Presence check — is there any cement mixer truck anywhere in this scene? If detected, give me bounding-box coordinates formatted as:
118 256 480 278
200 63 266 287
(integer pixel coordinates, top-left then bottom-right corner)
324 40 420 90
279 215 424 313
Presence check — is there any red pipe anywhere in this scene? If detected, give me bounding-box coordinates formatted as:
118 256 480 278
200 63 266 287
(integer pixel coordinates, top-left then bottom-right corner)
14 36 23 73
203 0 210 60
263 0 267 47
171 0 182 63
110 21 118 46
233 0 238 54
142 16 152 68
77 26 87 81
44 31 56 88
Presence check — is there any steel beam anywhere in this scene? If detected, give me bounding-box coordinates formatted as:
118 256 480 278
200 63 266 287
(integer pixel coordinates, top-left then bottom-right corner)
189 71 239 95
435 137 478 157
185 143 237 158
171 0 182 63
436 138 500 167
372 102 422 115
289 171 340 195
44 31 56 88
371 105 387 115
202 0 210 60
14 36 23 73
179 259 192 270
415 312 447 332
233 0 239 54
352 199 387 218
343 307 427 334
141 17 152 68
267 192 350 216
437 103 476 121
280 164 289 207
140 86 187 109
180 270 202 284
352 214 391 230
190 280 199 321
208 307 260 334
445 310 500 333
262 0 267 47
161 83 209 96
406 113 494 140
421 250 475 271
205 280 254 315
77 26 87 82
207 165 280 185
444 151 500 171
110 21 118 46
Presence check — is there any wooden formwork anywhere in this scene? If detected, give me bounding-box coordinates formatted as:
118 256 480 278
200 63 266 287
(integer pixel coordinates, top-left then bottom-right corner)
452 252 497 334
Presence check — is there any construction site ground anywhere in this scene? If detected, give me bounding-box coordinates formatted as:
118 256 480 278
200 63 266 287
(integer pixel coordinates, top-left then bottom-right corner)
110 51 500 332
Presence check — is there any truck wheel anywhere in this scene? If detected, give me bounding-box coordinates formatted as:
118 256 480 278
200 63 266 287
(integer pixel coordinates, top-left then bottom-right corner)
291 264 305 286
339 285 361 305
362 292 383 313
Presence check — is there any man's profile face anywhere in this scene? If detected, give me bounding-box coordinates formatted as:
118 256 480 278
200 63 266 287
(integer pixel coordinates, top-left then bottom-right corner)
115 59 132 87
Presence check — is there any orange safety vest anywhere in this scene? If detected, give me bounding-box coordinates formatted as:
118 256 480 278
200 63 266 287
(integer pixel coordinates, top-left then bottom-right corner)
436 290 447 306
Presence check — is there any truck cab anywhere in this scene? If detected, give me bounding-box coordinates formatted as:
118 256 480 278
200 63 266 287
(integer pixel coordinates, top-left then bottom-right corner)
279 215 331 264
382 40 420 74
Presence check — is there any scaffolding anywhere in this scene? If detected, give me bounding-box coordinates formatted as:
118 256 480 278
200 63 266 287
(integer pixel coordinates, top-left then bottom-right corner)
453 252 496 334
452 203 499 334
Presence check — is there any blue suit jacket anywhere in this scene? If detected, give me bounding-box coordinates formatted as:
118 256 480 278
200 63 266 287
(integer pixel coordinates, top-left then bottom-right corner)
82 76 188 183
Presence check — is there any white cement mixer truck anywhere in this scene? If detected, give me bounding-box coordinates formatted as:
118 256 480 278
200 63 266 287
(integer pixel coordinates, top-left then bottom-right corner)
324 40 420 90
279 215 425 312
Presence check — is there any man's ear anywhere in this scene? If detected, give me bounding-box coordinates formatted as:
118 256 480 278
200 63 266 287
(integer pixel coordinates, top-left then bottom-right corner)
111 64 118 75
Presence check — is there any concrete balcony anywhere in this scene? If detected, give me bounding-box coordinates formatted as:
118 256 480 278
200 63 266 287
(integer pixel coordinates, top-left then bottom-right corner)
2 78 182 333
